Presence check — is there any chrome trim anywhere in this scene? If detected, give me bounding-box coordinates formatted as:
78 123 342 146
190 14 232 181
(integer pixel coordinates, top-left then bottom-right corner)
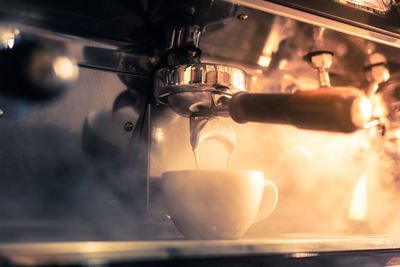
226 0 400 49
3 237 400 265
154 63 247 102
153 63 246 117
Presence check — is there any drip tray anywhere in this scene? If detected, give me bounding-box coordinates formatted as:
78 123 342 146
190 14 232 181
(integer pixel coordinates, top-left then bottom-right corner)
2 236 400 265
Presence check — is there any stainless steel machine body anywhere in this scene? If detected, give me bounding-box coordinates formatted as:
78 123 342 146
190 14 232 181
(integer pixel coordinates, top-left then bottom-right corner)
1 0 400 266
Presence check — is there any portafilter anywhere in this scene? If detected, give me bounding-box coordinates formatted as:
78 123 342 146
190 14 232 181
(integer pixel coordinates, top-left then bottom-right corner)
154 63 372 133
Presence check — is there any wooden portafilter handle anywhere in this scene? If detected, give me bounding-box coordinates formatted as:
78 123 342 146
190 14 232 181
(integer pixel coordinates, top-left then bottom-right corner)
229 89 372 133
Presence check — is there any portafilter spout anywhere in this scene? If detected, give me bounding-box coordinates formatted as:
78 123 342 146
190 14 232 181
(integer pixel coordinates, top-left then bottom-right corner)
154 63 244 157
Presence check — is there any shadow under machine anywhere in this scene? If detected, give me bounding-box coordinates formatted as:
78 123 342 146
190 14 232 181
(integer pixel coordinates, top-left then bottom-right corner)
2 0 400 266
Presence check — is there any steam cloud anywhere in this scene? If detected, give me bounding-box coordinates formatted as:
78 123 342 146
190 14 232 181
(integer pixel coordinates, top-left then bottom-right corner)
0 68 180 242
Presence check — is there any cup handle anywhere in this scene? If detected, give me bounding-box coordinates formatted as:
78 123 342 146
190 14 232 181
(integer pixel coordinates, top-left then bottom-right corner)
254 179 278 223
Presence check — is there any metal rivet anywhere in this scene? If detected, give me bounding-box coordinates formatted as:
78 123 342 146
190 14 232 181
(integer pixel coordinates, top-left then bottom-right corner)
124 121 134 132
237 14 249 20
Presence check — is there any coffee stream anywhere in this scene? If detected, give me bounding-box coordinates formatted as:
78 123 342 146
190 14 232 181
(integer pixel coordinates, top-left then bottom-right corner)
190 116 236 169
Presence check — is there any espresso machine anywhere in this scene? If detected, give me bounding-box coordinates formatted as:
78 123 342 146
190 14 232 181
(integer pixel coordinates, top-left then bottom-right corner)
3 0 400 265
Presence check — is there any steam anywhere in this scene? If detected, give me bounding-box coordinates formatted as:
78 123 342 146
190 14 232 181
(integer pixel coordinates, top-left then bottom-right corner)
1 59 400 243
230 122 400 237
348 174 367 222
0 67 181 242
152 107 400 238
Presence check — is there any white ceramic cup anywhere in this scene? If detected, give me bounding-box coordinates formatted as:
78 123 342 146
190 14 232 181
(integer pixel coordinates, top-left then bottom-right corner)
161 170 278 239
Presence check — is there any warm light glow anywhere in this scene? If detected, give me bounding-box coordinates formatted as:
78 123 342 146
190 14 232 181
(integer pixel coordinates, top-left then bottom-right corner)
154 128 164 143
258 55 272 67
7 38 14 49
81 242 98 253
296 146 313 163
257 17 294 69
53 56 78 81
232 70 245 91
352 96 372 127
395 129 400 139
348 174 367 222
370 93 388 118
383 71 390 82
291 252 318 258
363 119 379 129
282 74 295 81
183 67 192 84
368 84 379 97
278 59 287 70
0 27 19 49
359 97 372 121
251 76 257 81
262 31 279 55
